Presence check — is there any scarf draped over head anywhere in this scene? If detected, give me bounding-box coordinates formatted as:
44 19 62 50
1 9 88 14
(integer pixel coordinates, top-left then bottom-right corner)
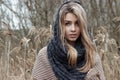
47 1 87 80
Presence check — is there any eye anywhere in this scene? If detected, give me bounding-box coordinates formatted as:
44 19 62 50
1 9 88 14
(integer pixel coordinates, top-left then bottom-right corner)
64 21 71 26
75 21 79 26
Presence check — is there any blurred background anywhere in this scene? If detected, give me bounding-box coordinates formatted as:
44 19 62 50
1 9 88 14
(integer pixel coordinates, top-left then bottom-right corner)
0 0 120 80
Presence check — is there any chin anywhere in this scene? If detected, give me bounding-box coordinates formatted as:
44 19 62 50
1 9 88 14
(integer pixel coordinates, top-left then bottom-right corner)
69 38 77 42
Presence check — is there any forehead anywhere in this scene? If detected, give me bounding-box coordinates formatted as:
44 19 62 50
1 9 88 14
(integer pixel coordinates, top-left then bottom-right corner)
64 13 78 21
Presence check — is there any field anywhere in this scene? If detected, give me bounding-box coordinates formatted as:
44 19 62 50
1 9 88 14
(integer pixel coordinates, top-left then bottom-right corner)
0 25 119 80
0 0 120 80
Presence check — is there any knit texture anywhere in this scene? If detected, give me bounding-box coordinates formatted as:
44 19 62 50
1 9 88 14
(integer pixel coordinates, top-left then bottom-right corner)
32 47 106 80
47 37 87 80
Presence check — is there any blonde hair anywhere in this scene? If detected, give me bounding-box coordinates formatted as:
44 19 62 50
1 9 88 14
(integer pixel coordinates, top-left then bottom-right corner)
59 2 95 72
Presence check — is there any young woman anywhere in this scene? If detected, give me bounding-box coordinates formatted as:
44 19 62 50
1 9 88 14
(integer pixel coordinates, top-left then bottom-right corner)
32 1 105 80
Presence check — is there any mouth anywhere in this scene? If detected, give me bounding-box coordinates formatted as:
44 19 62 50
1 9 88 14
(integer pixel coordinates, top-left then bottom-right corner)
69 34 77 38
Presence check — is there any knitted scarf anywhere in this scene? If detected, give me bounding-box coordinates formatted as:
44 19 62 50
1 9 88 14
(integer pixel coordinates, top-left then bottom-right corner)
47 1 87 80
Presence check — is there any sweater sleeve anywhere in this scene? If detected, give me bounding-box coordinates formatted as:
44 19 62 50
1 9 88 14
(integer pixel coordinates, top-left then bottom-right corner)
85 53 106 80
31 47 57 80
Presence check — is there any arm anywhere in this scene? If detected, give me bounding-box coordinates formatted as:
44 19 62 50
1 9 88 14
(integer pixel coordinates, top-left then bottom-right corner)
94 53 105 80
85 53 106 80
31 47 56 80
32 47 49 80
32 49 46 80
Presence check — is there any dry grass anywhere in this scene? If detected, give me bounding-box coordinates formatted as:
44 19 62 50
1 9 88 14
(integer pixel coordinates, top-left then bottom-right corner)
0 25 52 80
0 24 120 80
94 26 120 80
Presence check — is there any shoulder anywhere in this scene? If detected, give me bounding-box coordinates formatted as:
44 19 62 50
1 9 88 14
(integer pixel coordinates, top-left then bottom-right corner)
93 53 106 80
32 46 57 79
85 53 106 80
37 46 48 60
38 46 47 55
36 46 48 64
93 52 101 63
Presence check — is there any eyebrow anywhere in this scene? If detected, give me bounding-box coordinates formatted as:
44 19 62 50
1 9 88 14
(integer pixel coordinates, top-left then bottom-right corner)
64 20 78 23
64 20 71 22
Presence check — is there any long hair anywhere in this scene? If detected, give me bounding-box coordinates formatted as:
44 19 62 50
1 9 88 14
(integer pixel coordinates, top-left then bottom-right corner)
59 1 95 72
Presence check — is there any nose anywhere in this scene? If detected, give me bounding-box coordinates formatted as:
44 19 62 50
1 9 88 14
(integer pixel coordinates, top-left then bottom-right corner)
71 24 76 32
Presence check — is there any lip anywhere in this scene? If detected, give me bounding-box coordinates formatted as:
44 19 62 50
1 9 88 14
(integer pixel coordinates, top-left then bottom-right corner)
69 34 77 38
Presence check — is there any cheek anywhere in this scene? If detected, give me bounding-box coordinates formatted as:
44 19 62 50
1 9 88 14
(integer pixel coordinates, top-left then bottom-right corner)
65 27 70 34
77 28 81 35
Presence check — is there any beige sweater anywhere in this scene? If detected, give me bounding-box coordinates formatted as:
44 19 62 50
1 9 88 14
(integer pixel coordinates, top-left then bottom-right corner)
32 46 106 80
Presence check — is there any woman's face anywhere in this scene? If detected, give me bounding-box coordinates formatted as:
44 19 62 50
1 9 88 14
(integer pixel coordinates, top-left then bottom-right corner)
64 13 80 45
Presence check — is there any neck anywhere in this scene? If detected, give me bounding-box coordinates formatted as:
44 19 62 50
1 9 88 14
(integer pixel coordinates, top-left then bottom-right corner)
67 41 75 47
